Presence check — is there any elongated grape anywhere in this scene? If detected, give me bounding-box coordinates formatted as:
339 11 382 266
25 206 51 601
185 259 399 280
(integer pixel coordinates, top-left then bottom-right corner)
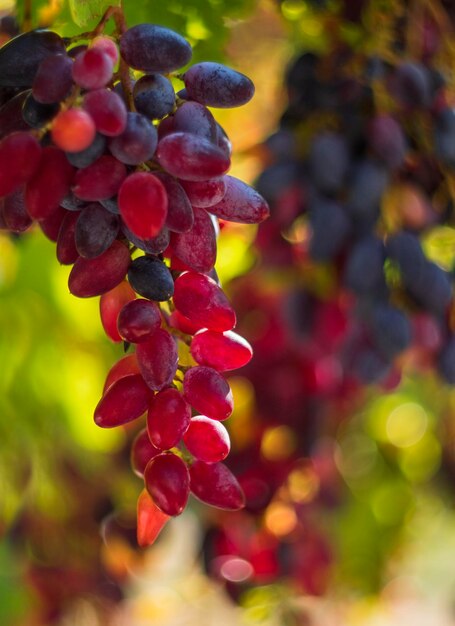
171 207 217 272
309 197 350 262
173 101 217 141
118 172 167 240
0 131 42 197
190 330 252 371
206 175 269 223
117 299 162 343
137 489 170 547
119 24 192 73
309 132 349 194
183 366 233 420
133 74 176 119
103 353 140 392
173 271 236 331
2 188 32 232
109 112 158 165
183 416 230 463
69 240 131 297
83 89 127 137
147 388 191 450
100 281 136 342
122 222 170 255
72 47 113 90
1 90 30 137
153 172 194 233
189 461 245 510
56 210 79 265
344 236 385 295
94 374 151 427
144 452 190 516
179 178 226 209
136 328 178 391
368 114 407 169
183 62 255 108
38 205 67 241
0 30 66 87
439 337 455 384
72 155 127 201
368 305 412 360
25 146 74 219
131 429 160 477
156 132 230 181
22 93 59 129
127 255 174 301
75 203 119 258
32 53 73 103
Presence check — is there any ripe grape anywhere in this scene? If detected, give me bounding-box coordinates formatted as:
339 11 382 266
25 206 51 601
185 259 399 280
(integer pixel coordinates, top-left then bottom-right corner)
25 146 74 219
117 299 162 343
2 188 32 232
100 281 136 343
66 133 107 169
156 132 230 181
153 172 194 233
136 328 178 391
173 271 236 331
183 366 233 420
119 24 192 73
136 489 170 547
68 240 131 297
32 53 73 104
91 36 119 65
189 461 245 510
133 74 176 119
179 178 226 209
51 108 96 153
72 47 113 90
118 172 167 239
131 429 160 477
144 452 190 516
22 93 59 129
170 207 217 272
83 89 127 137
127 256 174 302
122 222 171 255
109 111 158 165
147 388 191 450
94 373 152 428
75 203 119 259
206 175 270 223
183 62 255 108
72 155 127 201
173 101 217 141
183 416 230 463
56 210 79 265
103 353 140 392
190 330 253 371
0 131 42 197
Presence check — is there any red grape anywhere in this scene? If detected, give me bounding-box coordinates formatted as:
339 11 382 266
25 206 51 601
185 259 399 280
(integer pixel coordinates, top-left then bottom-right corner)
94 373 152 428
184 416 230 463
136 328 178 391
189 460 245 510
103 353 140 392
72 47 114 90
190 330 252 371
183 366 233 420
206 175 270 223
51 109 96 153
0 131 42 197
83 89 127 137
118 172 168 239
100 281 136 342
147 388 191 450
117 299 162 343
137 488 170 547
25 146 74 219
180 177 226 208
131 428 161 477
170 207 217 272
72 155 127 201
144 452 190 516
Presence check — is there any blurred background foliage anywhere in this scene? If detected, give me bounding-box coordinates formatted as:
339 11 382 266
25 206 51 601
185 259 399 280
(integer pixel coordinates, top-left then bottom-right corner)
2 0 455 625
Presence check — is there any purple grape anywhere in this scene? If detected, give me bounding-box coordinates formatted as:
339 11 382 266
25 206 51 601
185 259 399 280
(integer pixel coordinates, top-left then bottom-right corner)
309 132 349 194
120 24 192 73
122 222 170 255
133 74 176 119
183 62 255 108
308 197 350 261
108 112 158 165
22 93 59 129
32 53 73 104
66 133 107 169
75 203 120 258
153 171 194 233
344 236 386 295
127 256 174 301
173 101 217 141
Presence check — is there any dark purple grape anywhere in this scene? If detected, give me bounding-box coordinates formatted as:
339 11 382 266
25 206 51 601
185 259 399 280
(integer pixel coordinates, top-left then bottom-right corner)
344 236 386 295
22 93 59 129
308 197 350 261
388 62 431 108
100 196 120 215
32 53 73 104
0 30 66 87
2 187 32 232
153 171 194 233
407 261 452 316
438 336 455 384
119 24 192 73
183 62 255 108
367 305 412 360
309 132 349 194
386 232 426 282
0 90 29 138
75 203 119 258
173 101 217 141
60 192 87 211
108 112 158 165
133 74 176 119
127 255 174 301
368 115 407 170
435 107 455 169
66 133 107 168
347 160 388 222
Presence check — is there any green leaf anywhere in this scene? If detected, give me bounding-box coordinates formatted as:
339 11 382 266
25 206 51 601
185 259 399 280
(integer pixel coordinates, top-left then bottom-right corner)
68 0 121 27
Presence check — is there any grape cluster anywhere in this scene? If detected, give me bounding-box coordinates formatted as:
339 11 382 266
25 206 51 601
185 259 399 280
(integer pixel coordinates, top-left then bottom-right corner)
0 13 269 545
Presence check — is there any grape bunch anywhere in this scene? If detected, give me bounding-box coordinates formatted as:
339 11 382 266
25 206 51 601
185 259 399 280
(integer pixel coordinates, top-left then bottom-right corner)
0 10 269 546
